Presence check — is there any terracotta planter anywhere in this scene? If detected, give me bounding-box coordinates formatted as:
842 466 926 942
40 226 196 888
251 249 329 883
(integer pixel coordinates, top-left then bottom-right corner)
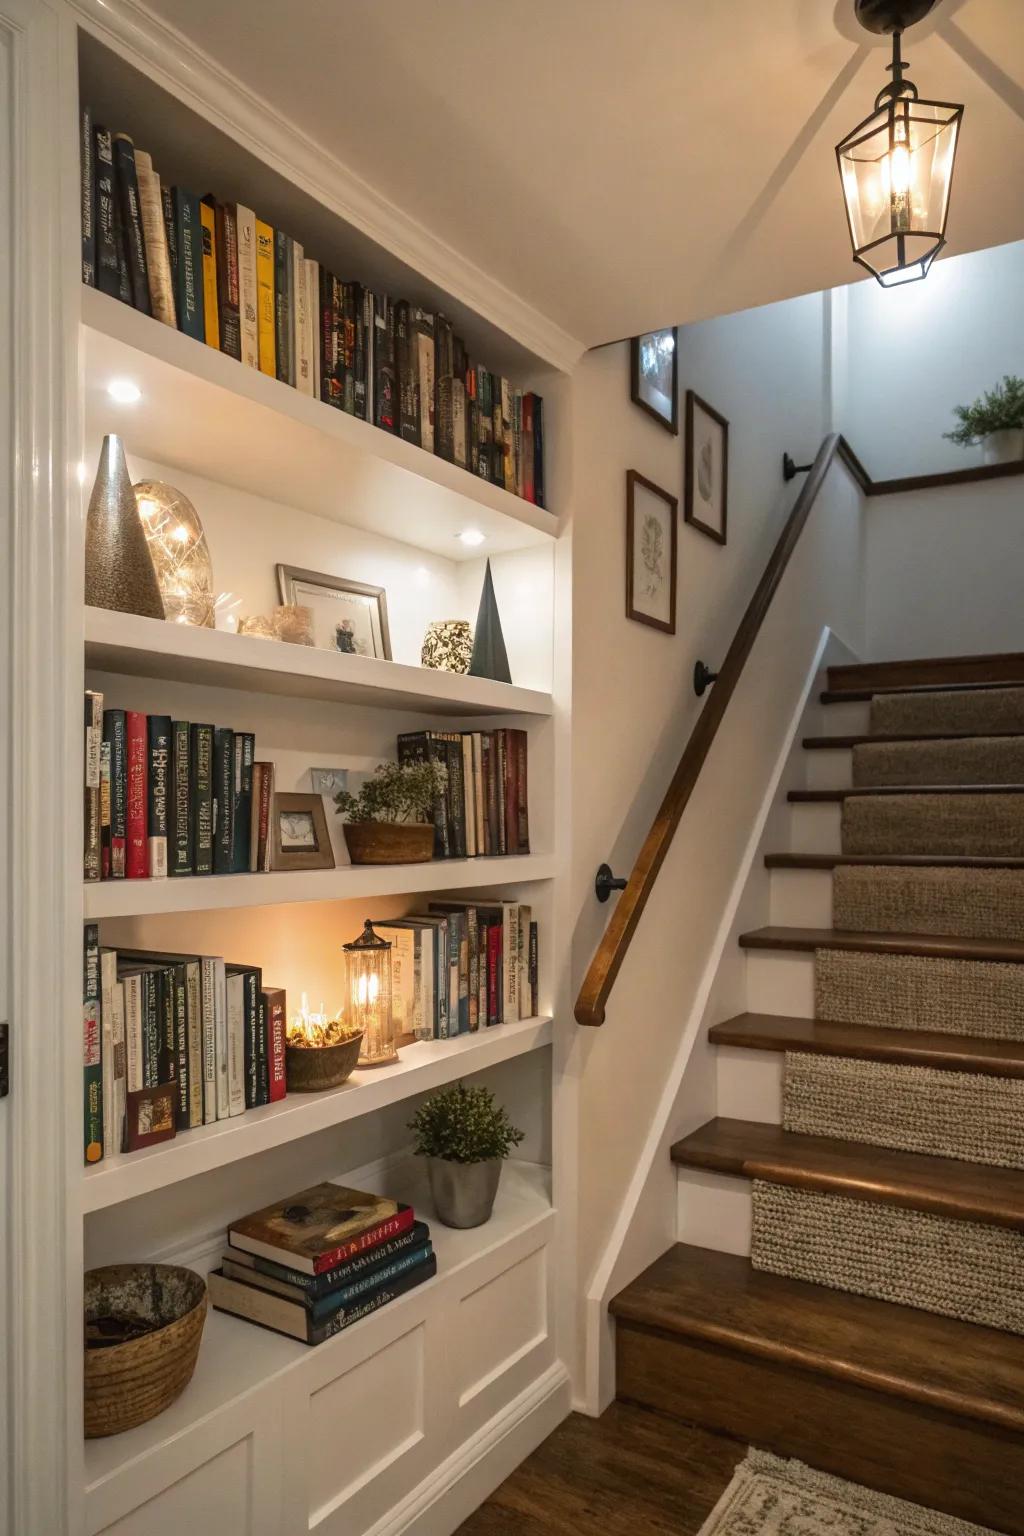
84 1264 207 1437
343 821 434 865
285 1032 362 1092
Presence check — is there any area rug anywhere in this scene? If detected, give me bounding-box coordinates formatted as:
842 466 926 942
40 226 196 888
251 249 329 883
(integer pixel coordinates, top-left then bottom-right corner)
697 1448 998 1536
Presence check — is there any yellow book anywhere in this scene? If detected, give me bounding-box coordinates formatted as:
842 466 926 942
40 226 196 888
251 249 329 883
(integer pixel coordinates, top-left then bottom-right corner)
199 201 219 349
255 219 276 378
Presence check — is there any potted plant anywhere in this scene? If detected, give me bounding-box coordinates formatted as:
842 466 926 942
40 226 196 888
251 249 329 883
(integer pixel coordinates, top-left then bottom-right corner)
408 1082 524 1228
334 758 447 865
944 375 1024 465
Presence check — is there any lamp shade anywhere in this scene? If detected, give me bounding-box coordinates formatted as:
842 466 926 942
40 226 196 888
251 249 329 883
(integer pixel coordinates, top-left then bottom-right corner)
344 920 396 1067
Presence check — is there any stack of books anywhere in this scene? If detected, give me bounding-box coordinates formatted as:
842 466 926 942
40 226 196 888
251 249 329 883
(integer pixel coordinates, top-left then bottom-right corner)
83 925 286 1166
81 109 546 505
375 899 538 1040
397 726 529 859
208 1182 436 1345
84 690 275 881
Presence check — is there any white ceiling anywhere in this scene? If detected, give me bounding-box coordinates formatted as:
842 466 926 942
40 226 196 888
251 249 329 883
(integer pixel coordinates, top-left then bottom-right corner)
144 0 1024 350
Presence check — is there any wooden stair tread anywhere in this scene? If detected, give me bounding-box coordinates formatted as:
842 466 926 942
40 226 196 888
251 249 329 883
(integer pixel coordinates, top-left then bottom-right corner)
822 679 1024 704
827 652 1024 695
669 1116 1024 1229
739 925 1024 962
765 852 1024 870
790 783 1024 801
709 1011 1024 1077
803 731 1024 749
610 1241 1024 1433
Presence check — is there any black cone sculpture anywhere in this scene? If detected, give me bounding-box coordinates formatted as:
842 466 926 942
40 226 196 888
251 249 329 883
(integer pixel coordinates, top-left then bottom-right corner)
468 560 511 683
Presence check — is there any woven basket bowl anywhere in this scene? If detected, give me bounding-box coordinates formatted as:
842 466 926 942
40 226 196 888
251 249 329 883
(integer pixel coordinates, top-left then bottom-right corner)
286 1030 363 1092
343 821 434 865
84 1264 207 1438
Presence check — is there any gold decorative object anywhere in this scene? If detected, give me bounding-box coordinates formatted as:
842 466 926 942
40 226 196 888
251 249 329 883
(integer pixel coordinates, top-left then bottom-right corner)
285 994 363 1092
237 614 278 640
85 436 165 620
133 479 215 627
421 619 473 673
237 604 314 645
345 920 397 1067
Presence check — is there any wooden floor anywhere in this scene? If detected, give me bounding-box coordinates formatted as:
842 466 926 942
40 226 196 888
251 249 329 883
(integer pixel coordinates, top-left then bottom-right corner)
455 1403 744 1535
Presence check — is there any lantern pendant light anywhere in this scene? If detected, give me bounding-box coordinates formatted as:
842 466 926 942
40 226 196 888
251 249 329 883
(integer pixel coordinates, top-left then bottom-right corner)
344 919 397 1067
836 0 963 288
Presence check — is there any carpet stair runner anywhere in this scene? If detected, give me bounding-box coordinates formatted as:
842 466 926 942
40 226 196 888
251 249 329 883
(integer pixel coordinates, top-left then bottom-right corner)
611 655 1024 1535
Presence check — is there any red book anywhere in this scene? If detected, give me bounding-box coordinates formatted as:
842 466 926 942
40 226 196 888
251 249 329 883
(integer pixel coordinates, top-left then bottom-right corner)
125 711 149 879
263 986 287 1102
521 394 536 503
486 922 502 1026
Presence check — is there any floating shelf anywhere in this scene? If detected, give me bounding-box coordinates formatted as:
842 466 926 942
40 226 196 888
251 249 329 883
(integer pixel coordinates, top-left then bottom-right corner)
84 607 554 718
83 1158 554 1507
80 1016 553 1212
82 288 558 560
83 852 555 918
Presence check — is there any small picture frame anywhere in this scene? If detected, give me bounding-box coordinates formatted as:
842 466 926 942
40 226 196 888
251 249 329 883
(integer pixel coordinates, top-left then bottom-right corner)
271 792 336 871
277 565 392 660
684 390 729 545
310 767 349 798
630 327 678 434
626 470 678 635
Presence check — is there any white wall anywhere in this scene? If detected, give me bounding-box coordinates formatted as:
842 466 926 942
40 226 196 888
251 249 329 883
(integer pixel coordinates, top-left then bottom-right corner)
838 238 1024 479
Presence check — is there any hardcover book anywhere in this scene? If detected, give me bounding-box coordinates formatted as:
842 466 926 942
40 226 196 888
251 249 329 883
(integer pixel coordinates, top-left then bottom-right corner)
93 125 121 300
125 711 148 879
83 924 102 1164
84 690 102 883
172 188 204 342
236 204 259 368
171 720 191 876
255 219 276 378
212 200 241 360
81 106 95 288
190 723 214 875
262 986 287 1102
146 715 171 880
228 1183 403 1275
199 200 220 348
223 1239 434 1321
413 309 435 452
273 229 292 386
125 1082 176 1152
231 732 254 873
111 133 151 315
135 150 176 327
395 300 419 442
434 314 454 462
161 183 178 296
222 1219 430 1299
212 726 235 875
207 1252 436 1344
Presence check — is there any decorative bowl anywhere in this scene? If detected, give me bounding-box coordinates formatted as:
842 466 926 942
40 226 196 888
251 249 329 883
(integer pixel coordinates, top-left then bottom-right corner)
84 1263 207 1438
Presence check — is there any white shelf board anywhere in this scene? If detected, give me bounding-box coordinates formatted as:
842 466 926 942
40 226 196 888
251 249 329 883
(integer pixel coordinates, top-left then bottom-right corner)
80 1016 553 1213
83 853 555 919
84 607 554 718
83 1158 553 1494
82 288 558 560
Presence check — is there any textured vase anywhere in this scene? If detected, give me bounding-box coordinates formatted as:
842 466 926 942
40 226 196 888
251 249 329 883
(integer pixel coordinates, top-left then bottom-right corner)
85 437 165 620
421 619 473 672
133 479 214 627
468 560 511 683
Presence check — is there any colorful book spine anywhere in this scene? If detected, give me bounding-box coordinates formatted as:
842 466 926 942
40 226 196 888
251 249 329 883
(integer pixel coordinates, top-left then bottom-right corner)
171 720 192 876
125 711 149 879
81 106 95 287
93 125 121 299
263 986 287 1102
255 219 276 377
214 200 241 360
146 714 171 880
199 199 220 348
190 723 214 875
236 205 259 368
273 229 292 386
172 188 204 341
162 183 178 302
135 150 176 326
396 299 419 442
212 727 235 875
83 924 103 1164
111 133 151 315
84 690 102 883
102 708 127 878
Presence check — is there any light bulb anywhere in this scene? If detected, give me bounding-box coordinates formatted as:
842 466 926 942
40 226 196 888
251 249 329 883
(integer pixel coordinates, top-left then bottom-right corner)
458 528 486 547
107 378 141 404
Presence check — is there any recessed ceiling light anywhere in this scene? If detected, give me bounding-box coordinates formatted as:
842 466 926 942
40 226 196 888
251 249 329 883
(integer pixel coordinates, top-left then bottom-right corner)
458 528 486 547
107 378 142 404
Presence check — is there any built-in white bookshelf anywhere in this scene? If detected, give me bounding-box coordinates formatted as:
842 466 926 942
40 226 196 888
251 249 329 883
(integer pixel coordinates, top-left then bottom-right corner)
64 12 574 1536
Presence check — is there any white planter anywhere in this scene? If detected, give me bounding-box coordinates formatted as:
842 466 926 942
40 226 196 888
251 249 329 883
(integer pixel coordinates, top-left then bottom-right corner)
982 428 1024 466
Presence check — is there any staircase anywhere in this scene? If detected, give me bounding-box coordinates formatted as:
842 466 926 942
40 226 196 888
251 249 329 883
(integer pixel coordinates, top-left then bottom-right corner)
610 653 1024 1535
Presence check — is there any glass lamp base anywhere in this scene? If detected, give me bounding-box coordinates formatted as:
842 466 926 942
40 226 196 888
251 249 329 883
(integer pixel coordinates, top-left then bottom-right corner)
357 1048 400 1069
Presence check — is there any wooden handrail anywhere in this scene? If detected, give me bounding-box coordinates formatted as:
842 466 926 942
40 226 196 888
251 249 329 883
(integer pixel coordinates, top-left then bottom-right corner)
574 432 870 1026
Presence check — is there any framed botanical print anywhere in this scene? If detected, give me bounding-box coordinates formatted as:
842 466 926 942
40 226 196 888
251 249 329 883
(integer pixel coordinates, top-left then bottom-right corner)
276 564 392 660
630 327 678 433
271 792 336 871
626 470 678 634
684 389 729 545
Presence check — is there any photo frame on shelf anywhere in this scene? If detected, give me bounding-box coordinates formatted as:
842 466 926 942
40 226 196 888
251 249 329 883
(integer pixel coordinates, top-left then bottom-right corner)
684 389 729 545
276 564 392 660
630 327 678 434
625 469 678 635
271 792 336 871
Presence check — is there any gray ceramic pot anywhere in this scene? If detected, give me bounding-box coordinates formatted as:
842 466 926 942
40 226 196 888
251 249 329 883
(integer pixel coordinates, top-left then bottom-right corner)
426 1156 502 1229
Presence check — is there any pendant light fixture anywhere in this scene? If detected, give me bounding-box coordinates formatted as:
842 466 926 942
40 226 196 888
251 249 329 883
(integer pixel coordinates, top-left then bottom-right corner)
836 0 963 287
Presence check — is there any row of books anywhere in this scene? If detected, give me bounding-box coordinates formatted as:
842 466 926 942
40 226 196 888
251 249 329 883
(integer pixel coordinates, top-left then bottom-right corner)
84 692 275 881
378 898 538 1040
398 728 529 859
80 110 546 506
83 927 286 1165
208 1182 435 1345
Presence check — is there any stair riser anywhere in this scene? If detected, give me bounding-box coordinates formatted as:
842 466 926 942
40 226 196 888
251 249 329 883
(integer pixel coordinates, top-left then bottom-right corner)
769 868 833 927
789 802 842 853
677 1165 752 1255
805 748 852 791
821 700 871 734
615 1326 1024 1536
716 1045 783 1123
746 951 816 1016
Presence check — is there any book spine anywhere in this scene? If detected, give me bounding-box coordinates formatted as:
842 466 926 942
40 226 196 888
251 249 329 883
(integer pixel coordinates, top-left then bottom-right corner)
395 300 419 443
375 294 397 432
225 972 244 1117
351 283 367 419
521 393 536 503
161 183 178 299
146 715 171 880
309 1207 416 1275
93 126 121 299
199 199 220 347
273 229 291 385
135 151 176 326
452 337 467 468
190 723 214 875
487 923 501 1026
212 728 235 875
256 993 269 1106
83 924 103 1164
111 134 151 315
84 690 102 883
289 240 302 387
529 920 539 1017
241 971 259 1110
414 309 435 452
125 712 149 879
111 979 126 1153
245 1222 428 1295
503 727 517 861
512 390 523 497
434 315 454 462
307 1255 437 1342
295 254 313 396
231 731 254 873
263 987 287 1102
236 205 259 368
495 730 507 854
199 958 218 1123
478 371 493 481
309 1242 434 1320
173 189 204 341
185 963 203 1129
533 396 545 509
305 259 321 399
514 729 530 853
214 959 229 1120
318 267 335 406
501 379 514 492
171 720 192 875
255 219 276 377
503 903 519 1021
256 761 274 872
99 739 111 880
103 709 127 878
122 973 142 1094
81 106 95 287
142 971 160 1087
341 281 356 413
215 200 242 360
446 735 466 858
171 965 189 1130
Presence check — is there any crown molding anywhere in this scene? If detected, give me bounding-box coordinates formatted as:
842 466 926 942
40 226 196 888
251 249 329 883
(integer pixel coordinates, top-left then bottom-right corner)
69 0 585 374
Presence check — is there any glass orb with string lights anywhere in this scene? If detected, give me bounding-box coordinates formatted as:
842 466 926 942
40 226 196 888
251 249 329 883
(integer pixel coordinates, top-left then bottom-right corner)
835 0 962 288
133 479 216 627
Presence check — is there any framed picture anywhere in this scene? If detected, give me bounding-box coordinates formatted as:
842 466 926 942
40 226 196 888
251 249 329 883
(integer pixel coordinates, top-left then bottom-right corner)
276 564 392 660
309 767 349 798
684 390 729 545
626 470 677 635
630 327 678 434
271 792 336 871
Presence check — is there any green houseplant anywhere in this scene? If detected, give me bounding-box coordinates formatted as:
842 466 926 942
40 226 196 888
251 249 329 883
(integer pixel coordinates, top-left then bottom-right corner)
409 1082 524 1228
944 375 1024 465
334 758 446 865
